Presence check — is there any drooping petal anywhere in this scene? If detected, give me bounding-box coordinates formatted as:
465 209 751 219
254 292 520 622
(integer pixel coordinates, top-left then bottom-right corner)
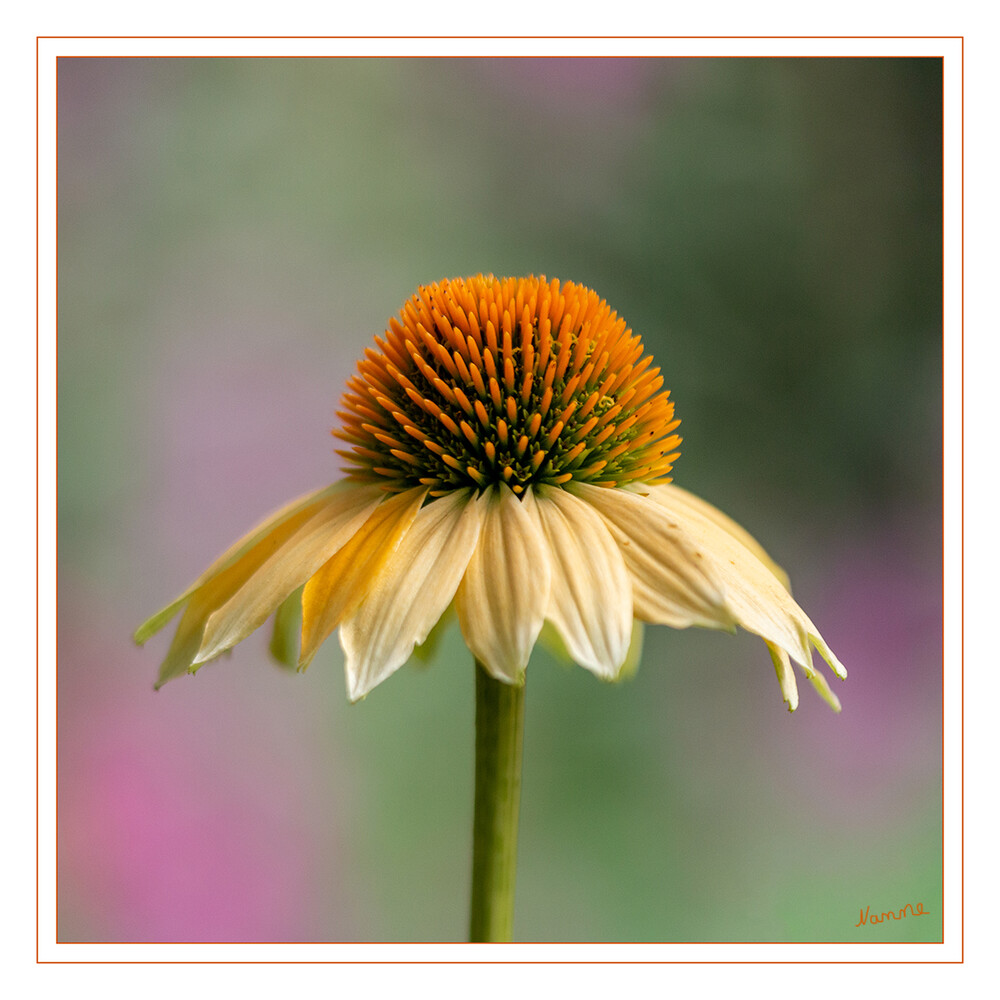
150 483 373 689
767 637 840 712
455 485 552 684
135 481 350 646
652 483 791 590
194 484 384 664
570 481 733 631
767 641 799 712
535 485 632 680
154 602 219 690
809 630 847 684
339 490 483 701
298 486 427 669
802 663 843 713
648 484 847 684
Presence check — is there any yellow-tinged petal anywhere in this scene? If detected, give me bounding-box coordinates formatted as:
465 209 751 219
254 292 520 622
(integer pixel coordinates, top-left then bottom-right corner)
803 663 843 713
298 486 427 669
135 481 348 646
647 484 846 683
455 485 552 684
570 481 732 631
767 641 799 712
151 486 358 688
619 620 645 680
195 484 383 664
270 587 303 670
340 490 482 701
154 603 218 690
768 636 840 711
535 485 632 680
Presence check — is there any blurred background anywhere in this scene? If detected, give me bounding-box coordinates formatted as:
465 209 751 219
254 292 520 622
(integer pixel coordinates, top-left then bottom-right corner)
57 56 942 943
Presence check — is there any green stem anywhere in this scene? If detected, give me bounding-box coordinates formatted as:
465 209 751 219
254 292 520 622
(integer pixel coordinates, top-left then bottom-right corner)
469 659 526 942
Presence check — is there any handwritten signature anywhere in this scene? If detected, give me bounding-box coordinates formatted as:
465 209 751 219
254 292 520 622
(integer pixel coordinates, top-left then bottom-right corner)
856 902 930 927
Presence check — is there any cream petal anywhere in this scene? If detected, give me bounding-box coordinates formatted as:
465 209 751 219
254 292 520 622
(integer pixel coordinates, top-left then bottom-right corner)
810 631 848 683
769 635 840 712
135 481 349 646
652 483 791 590
535 486 632 680
455 485 552 684
569 481 733 631
648 484 846 684
195 484 383 664
150 484 369 688
339 490 483 701
298 486 427 669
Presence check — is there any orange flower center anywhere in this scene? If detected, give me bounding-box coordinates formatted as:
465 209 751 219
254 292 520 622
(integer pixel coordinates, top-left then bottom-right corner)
335 275 681 495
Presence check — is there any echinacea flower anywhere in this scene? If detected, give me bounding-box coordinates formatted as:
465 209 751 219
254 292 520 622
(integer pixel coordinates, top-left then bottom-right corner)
136 274 845 711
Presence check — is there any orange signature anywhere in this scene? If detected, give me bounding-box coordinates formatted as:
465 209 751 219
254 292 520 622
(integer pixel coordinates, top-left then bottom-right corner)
855 902 930 927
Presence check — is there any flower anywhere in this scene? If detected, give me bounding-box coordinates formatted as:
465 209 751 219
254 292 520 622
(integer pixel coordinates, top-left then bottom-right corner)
136 275 845 710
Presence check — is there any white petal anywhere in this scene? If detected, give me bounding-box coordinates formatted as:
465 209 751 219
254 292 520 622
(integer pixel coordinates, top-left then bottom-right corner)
569 482 733 631
535 486 632 680
299 487 428 669
455 485 552 684
195 484 383 663
340 490 482 701
648 484 846 682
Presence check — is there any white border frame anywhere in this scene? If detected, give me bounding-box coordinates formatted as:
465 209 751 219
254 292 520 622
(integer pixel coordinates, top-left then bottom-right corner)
36 34 964 966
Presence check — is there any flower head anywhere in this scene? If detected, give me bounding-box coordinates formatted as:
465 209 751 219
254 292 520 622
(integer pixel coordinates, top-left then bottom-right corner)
136 275 845 709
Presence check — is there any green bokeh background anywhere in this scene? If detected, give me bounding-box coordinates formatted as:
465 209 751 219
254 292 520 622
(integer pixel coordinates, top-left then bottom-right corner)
57 57 942 943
